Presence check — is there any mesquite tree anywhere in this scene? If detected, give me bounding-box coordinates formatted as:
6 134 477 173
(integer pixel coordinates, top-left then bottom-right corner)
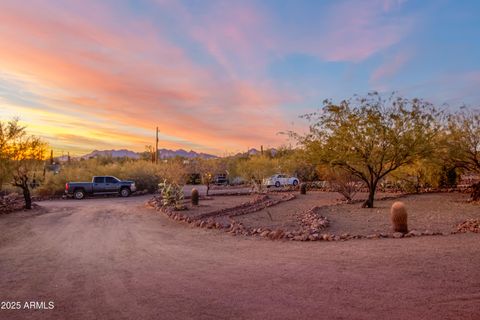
297 92 440 208
446 108 480 200
0 119 47 209
0 119 25 191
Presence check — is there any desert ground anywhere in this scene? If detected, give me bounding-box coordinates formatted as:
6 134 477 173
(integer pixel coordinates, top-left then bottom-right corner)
0 192 479 320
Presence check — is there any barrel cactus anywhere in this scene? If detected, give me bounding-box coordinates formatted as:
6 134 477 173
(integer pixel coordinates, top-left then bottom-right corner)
300 183 307 195
391 201 408 233
191 188 199 206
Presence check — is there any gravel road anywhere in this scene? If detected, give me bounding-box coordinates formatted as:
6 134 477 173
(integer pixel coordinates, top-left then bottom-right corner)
1 195 479 319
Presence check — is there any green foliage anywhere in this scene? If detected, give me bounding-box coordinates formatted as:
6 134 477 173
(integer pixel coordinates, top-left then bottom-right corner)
192 158 225 195
236 155 279 192
275 147 319 181
296 92 441 207
438 165 457 188
157 159 189 185
159 179 184 209
389 159 443 193
446 108 480 173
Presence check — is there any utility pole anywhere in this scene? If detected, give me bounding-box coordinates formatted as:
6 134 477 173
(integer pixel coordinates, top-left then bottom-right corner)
155 126 159 164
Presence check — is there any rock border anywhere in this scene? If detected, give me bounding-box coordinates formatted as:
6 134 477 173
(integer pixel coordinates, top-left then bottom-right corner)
0 193 25 214
454 219 479 234
147 194 477 242
147 193 296 226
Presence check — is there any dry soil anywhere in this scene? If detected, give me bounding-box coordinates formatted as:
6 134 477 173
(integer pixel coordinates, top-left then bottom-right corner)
0 195 479 320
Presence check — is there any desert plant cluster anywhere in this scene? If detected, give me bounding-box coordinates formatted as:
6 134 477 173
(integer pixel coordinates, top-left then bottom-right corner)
1 92 479 211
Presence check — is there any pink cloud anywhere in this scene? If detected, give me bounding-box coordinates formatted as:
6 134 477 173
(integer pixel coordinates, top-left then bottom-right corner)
371 50 411 82
0 0 416 155
161 0 275 76
155 0 413 69
310 0 413 62
0 0 291 154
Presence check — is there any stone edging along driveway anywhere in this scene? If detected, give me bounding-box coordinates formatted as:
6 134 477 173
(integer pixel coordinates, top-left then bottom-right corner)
146 194 479 242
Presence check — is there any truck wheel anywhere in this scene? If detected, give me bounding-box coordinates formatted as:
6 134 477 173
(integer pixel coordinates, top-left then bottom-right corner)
292 180 299 186
74 189 85 200
275 181 280 188
120 188 131 197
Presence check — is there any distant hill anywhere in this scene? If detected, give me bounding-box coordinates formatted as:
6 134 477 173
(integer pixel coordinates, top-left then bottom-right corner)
80 149 217 160
235 148 278 157
81 149 140 159
158 148 217 159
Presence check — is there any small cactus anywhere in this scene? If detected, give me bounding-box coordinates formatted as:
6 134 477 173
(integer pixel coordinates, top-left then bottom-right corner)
300 183 307 195
191 188 199 206
391 201 408 233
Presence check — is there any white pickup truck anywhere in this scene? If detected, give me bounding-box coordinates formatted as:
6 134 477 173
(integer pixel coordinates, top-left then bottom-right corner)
263 174 299 188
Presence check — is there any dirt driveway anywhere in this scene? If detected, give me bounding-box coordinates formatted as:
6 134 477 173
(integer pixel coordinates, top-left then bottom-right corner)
0 196 479 320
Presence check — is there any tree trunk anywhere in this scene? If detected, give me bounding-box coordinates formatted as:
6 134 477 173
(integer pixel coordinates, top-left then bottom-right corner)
206 183 210 196
471 182 480 202
22 184 32 209
362 181 377 208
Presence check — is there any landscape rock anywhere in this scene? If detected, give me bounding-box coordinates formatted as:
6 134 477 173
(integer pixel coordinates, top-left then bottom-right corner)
422 230 433 236
149 193 469 243
0 193 24 214
455 219 480 233
269 230 284 240
408 230 422 237
260 231 270 238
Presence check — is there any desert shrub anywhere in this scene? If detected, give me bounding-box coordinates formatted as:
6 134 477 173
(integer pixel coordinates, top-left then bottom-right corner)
438 165 458 188
156 160 188 185
391 201 408 233
34 158 188 196
325 168 362 203
387 159 446 193
159 179 184 209
236 155 279 192
35 163 96 196
471 182 480 202
118 161 161 192
276 148 319 182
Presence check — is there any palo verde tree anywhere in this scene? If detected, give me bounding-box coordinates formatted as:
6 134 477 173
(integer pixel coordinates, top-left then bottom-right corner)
196 158 224 196
296 92 441 208
446 108 480 200
0 118 47 209
236 155 279 193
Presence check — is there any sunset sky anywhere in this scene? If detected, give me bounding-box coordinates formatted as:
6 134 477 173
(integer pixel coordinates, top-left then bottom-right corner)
1 0 479 156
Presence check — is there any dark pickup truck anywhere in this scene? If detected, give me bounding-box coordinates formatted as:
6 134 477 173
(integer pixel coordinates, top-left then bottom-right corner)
65 176 137 200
